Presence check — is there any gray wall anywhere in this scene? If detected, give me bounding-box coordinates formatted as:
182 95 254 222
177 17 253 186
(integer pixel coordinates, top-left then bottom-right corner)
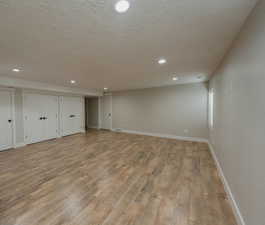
209 1 265 224
85 97 99 128
112 83 209 139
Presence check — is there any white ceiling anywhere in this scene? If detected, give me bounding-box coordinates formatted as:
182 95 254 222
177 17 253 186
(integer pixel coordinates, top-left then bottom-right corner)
0 0 257 91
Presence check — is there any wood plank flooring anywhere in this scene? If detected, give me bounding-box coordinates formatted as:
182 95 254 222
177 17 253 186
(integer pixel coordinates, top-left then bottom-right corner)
0 130 237 225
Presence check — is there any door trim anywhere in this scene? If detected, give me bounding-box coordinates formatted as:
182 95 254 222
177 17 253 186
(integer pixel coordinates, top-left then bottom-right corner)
0 88 16 151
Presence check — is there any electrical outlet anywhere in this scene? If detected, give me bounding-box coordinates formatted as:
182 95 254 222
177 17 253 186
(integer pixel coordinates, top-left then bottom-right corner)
184 129 189 134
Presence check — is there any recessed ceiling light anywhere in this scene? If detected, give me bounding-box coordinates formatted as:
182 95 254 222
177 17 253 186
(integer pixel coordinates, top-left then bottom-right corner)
12 68 20 72
115 0 130 13
172 77 179 81
104 87 108 91
158 58 167 65
70 80 76 84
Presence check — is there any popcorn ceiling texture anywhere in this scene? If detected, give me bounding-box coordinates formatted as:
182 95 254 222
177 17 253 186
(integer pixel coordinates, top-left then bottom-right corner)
0 0 257 91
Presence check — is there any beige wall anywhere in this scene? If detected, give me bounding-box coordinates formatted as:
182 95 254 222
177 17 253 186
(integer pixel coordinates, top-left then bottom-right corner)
85 97 99 128
112 83 209 139
209 1 265 225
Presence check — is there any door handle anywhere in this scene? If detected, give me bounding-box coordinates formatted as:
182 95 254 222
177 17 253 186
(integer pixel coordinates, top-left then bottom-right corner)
8 119 12 123
69 115 75 118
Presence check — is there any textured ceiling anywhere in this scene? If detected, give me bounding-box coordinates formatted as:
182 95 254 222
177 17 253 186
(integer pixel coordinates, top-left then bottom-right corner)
0 0 258 91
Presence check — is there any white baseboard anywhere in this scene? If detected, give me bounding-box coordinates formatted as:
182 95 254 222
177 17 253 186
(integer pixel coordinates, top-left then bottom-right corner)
112 128 208 143
207 142 245 225
87 126 99 129
14 142 26 148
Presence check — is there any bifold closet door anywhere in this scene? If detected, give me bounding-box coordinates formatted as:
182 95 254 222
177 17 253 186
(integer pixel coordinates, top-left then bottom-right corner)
61 96 83 136
101 95 112 130
42 95 59 140
24 94 59 144
0 90 13 151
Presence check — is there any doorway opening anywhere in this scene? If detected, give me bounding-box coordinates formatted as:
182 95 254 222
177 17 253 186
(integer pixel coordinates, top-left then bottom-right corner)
85 97 100 131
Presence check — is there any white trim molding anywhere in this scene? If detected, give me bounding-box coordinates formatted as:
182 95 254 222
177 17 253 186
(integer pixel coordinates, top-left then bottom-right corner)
14 142 27 148
207 142 246 225
111 128 208 143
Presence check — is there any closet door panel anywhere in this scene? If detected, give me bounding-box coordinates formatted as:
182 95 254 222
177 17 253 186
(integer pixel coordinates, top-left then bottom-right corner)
0 90 13 150
24 93 59 144
101 95 112 130
61 96 74 136
61 96 83 136
42 95 59 140
24 94 44 144
71 97 82 133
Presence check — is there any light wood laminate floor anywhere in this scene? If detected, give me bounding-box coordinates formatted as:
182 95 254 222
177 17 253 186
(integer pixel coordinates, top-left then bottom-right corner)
0 130 237 225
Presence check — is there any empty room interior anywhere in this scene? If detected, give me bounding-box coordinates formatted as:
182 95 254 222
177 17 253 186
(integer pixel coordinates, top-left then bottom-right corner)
0 0 264 225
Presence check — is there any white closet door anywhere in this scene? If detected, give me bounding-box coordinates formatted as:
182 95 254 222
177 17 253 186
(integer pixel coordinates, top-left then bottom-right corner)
24 93 59 144
61 96 83 136
24 94 45 143
0 90 13 150
101 95 112 130
42 95 59 140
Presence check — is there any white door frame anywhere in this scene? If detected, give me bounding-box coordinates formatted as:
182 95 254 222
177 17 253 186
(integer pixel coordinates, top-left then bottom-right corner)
0 88 16 150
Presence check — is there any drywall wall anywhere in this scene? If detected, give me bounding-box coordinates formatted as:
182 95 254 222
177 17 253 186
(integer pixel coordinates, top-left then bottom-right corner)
209 1 265 225
85 97 99 128
112 83 209 139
